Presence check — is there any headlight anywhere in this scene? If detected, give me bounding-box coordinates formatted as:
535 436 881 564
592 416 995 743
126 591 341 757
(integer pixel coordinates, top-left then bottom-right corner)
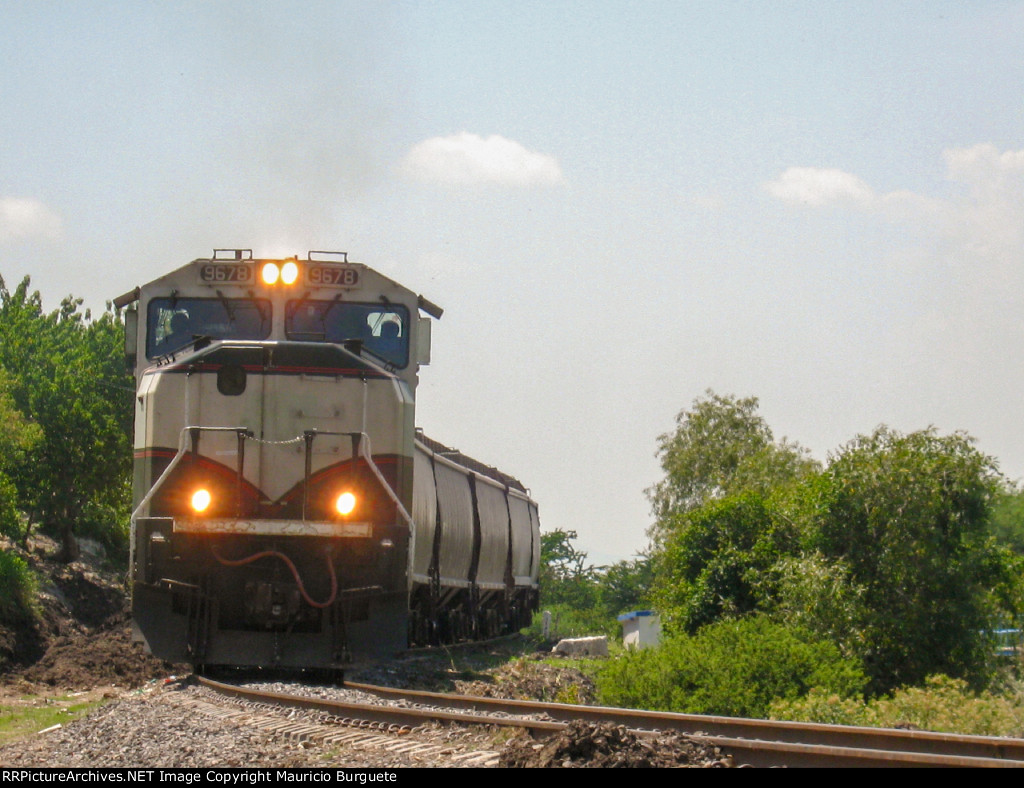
335 491 357 516
281 260 299 285
261 262 280 285
191 488 212 513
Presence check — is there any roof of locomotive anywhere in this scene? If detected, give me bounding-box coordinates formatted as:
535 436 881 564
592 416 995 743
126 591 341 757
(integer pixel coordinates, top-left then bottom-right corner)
114 250 443 319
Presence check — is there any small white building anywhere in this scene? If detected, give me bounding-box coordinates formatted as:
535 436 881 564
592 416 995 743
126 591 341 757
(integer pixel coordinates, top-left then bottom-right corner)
617 610 661 650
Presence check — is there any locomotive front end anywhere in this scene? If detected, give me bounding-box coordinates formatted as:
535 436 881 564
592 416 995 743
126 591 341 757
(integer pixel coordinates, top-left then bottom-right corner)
121 251 432 670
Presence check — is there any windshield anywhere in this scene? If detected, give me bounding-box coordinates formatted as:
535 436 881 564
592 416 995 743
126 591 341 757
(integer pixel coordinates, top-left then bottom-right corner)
286 300 409 368
146 297 271 358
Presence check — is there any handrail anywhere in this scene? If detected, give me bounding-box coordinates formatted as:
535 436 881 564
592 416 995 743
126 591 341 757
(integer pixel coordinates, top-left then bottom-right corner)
129 426 253 579
302 429 414 530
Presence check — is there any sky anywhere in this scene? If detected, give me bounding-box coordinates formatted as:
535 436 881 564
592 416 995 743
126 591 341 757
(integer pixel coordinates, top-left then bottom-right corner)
2 1 1024 563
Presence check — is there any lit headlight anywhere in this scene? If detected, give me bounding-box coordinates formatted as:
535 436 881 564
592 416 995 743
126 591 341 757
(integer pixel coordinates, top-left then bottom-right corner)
191 488 212 513
281 260 299 285
261 262 280 285
335 491 357 516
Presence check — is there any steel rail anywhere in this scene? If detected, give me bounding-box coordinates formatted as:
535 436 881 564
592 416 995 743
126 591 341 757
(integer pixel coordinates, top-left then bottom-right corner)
196 676 1024 768
345 679 1024 763
195 675 564 733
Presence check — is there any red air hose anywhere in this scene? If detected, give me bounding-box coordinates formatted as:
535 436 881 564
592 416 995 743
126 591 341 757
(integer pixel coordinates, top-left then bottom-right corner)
210 545 338 609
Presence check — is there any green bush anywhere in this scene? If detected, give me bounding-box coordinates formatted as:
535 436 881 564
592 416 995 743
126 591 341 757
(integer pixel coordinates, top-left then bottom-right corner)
68 491 131 564
596 615 866 719
771 675 1024 737
0 551 38 624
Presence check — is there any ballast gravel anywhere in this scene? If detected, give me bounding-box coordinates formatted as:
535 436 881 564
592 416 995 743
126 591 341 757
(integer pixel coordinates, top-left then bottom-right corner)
0 683 494 769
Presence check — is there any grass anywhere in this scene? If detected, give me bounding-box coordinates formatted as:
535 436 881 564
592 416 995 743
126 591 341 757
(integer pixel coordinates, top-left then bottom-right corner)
435 634 549 676
0 693 106 746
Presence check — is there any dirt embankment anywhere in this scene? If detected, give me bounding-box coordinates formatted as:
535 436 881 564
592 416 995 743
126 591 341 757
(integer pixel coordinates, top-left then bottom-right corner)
0 536 182 693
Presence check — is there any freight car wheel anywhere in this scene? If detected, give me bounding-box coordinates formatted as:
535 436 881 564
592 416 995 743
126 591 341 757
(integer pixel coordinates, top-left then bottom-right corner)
450 611 464 642
421 614 438 646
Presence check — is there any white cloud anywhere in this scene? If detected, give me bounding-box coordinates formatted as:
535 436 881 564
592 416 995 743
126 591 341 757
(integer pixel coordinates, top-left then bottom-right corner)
765 147 1024 224
764 166 876 207
0 197 62 242
941 144 1024 267
400 132 565 187
943 143 1024 184
765 145 1024 327
764 168 951 232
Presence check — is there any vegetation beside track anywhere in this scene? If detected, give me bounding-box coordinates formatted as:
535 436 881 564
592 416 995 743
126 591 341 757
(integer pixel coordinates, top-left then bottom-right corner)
769 674 1024 736
0 691 108 745
539 390 1024 734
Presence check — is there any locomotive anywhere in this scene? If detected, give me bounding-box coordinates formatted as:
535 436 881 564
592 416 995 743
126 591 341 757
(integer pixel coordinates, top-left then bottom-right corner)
115 250 540 671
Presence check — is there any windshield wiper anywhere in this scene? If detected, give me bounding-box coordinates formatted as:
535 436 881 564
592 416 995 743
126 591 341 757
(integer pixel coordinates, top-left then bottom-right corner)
215 290 236 324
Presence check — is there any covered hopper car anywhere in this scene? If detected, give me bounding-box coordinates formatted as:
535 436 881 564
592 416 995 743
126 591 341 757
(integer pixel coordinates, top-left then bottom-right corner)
116 250 539 671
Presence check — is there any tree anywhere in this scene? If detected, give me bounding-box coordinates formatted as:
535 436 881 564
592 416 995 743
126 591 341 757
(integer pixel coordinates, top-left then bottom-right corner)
989 482 1024 555
651 491 799 632
0 275 133 560
759 551 866 660
806 427 1020 693
646 393 1023 695
646 390 816 545
0 368 41 539
596 555 653 618
536 530 655 635
0 368 39 463
539 528 598 610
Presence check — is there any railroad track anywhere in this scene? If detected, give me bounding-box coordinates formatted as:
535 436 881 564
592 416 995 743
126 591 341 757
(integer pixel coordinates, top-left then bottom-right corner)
168 681 503 767
195 675 1024 768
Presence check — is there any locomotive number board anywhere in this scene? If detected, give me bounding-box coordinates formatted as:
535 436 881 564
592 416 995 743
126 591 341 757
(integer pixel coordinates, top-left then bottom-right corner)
198 263 254 284
306 265 360 287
